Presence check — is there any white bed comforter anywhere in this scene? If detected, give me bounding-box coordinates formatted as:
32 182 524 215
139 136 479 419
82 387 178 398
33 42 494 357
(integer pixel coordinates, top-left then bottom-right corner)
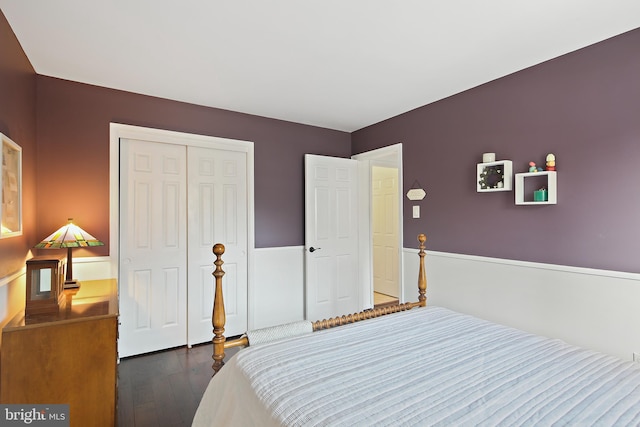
193 306 640 426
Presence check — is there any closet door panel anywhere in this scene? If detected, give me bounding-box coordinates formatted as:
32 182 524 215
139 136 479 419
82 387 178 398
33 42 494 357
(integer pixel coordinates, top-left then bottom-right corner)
119 139 188 357
187 147 248 345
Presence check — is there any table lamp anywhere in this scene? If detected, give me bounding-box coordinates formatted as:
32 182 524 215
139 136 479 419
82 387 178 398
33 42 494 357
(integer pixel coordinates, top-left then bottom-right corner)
34 218 104 288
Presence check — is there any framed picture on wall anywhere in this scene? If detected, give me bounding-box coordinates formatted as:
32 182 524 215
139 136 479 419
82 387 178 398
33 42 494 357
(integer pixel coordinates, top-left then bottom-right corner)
1 132 22 238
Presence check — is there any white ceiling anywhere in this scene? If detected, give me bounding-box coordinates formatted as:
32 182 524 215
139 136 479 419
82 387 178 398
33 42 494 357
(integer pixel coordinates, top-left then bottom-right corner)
1 1 639 132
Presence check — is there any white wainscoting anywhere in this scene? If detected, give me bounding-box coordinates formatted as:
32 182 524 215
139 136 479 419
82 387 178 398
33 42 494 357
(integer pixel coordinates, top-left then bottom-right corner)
61 251 305 331
52 250 305 331
19 247 639 361
71 256 114 281
252 246 305 329
403 248 640 361
0 270 26 327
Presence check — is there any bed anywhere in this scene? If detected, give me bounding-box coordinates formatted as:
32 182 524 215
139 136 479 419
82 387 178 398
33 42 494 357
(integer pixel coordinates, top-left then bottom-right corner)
193 235 640 426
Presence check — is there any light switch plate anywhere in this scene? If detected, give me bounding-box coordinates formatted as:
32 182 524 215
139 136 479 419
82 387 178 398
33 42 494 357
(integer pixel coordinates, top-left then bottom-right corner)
412 205 420 218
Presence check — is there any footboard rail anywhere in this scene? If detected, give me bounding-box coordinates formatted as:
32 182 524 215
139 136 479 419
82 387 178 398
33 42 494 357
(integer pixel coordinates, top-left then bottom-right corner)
211 234 427 374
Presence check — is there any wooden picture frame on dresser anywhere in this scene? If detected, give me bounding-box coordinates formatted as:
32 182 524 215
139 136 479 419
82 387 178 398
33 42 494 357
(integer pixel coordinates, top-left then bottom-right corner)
25 254 67 317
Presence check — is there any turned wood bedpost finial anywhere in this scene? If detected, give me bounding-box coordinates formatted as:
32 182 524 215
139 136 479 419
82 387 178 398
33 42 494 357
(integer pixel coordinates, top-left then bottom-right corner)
418 234 427 307
212 243 226 374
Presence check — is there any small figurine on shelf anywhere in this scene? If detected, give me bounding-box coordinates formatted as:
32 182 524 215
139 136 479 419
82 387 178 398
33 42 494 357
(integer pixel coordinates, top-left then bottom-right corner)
528 161 543 173
546 153 556 171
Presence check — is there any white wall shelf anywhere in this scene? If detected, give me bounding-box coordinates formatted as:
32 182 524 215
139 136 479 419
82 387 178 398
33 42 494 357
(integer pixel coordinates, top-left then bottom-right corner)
476 160 512 192
515 171 557 205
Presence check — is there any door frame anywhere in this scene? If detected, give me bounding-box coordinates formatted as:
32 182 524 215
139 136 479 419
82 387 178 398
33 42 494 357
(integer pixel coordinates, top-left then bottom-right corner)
108 123 256 328
352 143 404 308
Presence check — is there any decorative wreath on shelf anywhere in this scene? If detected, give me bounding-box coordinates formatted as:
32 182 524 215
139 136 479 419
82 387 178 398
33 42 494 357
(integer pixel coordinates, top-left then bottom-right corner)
478 165 504 189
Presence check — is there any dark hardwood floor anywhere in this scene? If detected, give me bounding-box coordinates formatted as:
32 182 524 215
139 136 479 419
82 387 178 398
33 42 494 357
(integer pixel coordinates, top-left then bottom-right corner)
117 343 239 427
115 301 400 427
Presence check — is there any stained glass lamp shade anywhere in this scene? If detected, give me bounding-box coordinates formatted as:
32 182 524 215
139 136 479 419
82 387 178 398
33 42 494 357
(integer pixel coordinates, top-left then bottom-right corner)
34 218 104 287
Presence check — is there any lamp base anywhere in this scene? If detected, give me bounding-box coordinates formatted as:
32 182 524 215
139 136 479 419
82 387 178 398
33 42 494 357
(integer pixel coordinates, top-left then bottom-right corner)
64 280 81 289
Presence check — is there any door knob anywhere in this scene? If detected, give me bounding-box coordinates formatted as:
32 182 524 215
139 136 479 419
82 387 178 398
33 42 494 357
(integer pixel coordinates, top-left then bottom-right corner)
309 247 321 253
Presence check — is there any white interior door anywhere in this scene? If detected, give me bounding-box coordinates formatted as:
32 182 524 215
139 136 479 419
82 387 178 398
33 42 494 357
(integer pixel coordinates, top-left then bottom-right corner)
119 138 188 357
372 166 399 298
304 154 360 321
187 146 247 345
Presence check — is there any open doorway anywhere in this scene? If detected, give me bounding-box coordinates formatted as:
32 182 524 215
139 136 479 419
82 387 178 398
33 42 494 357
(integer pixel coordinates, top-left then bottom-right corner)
372 165 400 308
352 143 403 309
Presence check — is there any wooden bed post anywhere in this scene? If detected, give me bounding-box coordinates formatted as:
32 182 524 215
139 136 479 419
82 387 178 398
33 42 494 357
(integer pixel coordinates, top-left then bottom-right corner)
417 233 427 307
212 243 226 374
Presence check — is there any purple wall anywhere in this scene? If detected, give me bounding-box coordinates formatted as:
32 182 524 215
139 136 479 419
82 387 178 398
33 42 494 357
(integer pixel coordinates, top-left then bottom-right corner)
2 7 639 274
0 11 37 277
35 77 351 254
353 28 640 273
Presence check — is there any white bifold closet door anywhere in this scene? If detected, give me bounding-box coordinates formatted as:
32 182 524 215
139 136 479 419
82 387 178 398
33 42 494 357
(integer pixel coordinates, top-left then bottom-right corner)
119 138 247 358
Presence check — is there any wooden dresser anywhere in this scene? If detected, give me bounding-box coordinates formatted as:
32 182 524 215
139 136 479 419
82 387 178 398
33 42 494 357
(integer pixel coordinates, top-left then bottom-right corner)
0 279 118 427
